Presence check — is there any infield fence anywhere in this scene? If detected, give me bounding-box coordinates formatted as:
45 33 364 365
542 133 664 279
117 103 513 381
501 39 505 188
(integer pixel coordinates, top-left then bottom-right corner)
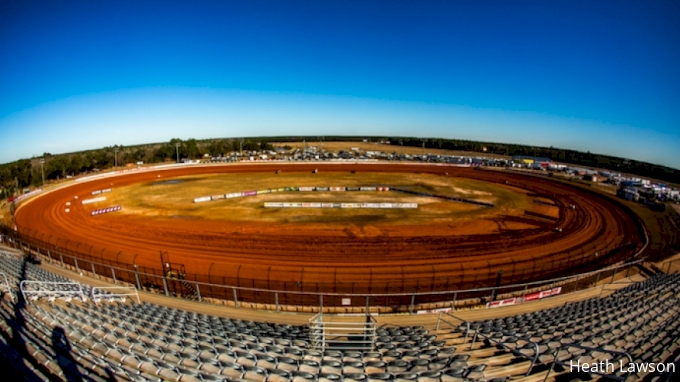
0 223 657 313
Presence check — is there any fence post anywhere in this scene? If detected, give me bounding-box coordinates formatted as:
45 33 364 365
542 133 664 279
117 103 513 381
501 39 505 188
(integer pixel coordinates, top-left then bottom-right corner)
610 270 617 284
275 292 279 311
91 262 97 278
195 282 202 302
451 292 457 312
365 296 369 314
233 288 239 308
74 258 80 273
111 267 117 284
320 295 323 314
59 252 64 267
595 270 601 287
409 294 415 314
133 265 141 290
626 264 631 278
162 278 169 296
47 250 52 262
522 285 528 302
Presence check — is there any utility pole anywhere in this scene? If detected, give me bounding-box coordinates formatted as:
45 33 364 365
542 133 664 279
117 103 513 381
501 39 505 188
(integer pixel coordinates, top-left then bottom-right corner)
175 142 180 163
239 138 243 156
114 147 119 168
40 158 45 186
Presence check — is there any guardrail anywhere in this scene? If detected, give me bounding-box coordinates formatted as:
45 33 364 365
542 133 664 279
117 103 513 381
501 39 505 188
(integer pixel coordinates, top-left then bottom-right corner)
309 313 376 352
91 286 140 305
1 234 644 314
19 280 86 303
1 224 650 313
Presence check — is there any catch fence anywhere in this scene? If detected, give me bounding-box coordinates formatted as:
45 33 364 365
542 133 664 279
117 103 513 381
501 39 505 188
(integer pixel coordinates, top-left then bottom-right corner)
0 224 651 313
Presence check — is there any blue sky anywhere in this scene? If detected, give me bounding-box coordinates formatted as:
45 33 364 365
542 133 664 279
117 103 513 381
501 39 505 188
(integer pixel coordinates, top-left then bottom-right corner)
1 1 679 168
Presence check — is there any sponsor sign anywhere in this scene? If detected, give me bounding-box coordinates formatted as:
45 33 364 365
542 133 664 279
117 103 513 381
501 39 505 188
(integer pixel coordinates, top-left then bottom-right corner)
193 196 211 203
91 205 122 216
524 287 562 302
225 193 241 199
321 203 333 208
330 187 346 192
299 187 314 192
416 307 452 315
211 195 225 200
346 187 360 191
315 187 329 191
242 191 257 196
341 203 360 208
342 298 351 306
256 190 270 195
264 202 283 208
82 196 107 205
487 298 517 309
360 187 376 191
91 188 112 195
398 203 418 208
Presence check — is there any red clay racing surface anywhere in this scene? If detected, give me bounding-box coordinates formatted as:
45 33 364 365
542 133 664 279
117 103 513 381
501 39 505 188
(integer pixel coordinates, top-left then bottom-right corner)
14 163 642 306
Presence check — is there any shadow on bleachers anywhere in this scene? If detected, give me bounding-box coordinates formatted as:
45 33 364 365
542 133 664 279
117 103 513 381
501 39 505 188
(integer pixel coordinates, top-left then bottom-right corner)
52 326 83 382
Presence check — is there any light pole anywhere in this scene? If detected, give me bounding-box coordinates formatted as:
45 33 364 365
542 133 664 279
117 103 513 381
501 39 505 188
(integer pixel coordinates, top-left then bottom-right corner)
40 158 45 186
175 143 180 163
114 147 119 168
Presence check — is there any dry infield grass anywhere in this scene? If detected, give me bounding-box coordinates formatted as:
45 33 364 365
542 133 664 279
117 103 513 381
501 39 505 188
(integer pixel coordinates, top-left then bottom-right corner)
103 171 532 226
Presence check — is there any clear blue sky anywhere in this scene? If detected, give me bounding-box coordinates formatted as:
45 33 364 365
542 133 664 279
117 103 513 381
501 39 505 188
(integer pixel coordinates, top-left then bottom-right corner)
1 0 679 168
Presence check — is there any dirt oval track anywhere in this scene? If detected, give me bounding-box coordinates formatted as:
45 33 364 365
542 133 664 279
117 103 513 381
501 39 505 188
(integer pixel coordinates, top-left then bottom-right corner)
14 163 642 305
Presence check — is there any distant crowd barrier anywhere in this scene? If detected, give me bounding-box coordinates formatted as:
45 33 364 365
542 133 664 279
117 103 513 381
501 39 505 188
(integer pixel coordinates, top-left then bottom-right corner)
81 196 107 205
264 202 417 208
193 185 391 203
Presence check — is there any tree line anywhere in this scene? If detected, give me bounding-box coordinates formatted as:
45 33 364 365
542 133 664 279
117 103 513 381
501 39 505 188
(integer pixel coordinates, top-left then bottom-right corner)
1 136 678 199
0 137 273 198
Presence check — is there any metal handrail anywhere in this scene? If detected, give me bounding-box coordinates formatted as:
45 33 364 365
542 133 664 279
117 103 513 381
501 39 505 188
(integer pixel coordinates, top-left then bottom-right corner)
470 325 540 376
90 286 141 304
19 280 86 302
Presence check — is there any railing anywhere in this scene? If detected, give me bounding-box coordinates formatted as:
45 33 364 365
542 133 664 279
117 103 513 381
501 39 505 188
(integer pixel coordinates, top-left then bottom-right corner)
470 325 540 377
308 313 376 352
19 280 86 303
90 286 141 305
435 311 472 346
1 225 650 313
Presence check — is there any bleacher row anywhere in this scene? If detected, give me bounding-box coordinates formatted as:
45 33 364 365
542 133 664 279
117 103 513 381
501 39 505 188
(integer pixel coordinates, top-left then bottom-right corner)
0 249 678 382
